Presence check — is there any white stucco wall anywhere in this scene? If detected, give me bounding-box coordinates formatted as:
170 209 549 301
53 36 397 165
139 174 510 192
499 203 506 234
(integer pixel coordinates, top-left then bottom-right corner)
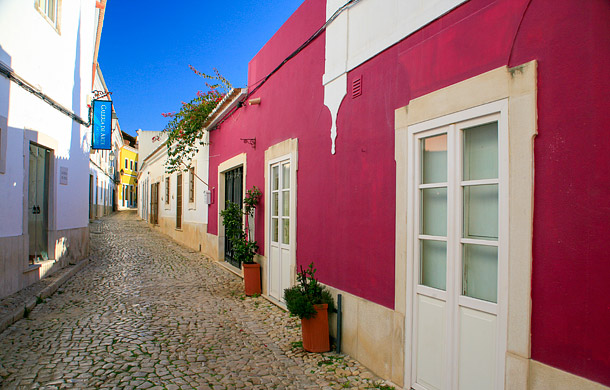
0 0 96 235
323 0 467 154
324 0 468 84
137 129 167 163
89 163 114 210
139 135 210 227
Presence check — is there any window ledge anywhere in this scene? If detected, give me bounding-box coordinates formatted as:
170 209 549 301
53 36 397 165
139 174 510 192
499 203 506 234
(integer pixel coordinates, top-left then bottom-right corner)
218 260 243 278
23 263 41 274
23 259 55 274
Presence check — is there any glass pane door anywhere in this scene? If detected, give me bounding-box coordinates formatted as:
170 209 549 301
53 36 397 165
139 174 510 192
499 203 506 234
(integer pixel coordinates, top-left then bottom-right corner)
281 162 290 245
410 106 506 390
270 161 291 245
419 133 448 291
268 158 292 303
461 122 499 303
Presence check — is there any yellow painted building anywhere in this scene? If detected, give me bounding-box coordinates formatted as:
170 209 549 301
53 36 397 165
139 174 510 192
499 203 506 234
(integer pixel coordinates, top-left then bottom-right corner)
119 132 138 209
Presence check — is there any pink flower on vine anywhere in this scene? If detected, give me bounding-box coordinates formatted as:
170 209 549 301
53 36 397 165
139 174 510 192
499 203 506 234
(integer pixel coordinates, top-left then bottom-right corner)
161 112 175 118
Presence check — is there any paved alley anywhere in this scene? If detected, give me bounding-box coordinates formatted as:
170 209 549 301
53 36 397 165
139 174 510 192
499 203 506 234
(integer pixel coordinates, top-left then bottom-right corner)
0 212 390 390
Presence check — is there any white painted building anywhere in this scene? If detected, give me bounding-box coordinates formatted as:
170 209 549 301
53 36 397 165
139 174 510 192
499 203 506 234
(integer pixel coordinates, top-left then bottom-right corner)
137 128 216 256
0 0 106 299
117 132 138 210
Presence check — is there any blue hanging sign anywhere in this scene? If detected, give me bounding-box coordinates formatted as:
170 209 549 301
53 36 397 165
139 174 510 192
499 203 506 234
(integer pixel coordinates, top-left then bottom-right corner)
92 99 112 150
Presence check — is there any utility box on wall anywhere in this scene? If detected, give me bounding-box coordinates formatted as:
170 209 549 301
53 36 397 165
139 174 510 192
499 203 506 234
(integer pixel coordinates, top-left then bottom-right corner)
204 190 212 205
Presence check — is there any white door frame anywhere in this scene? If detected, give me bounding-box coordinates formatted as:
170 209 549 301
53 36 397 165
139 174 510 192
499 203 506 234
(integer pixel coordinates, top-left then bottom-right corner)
266 153 296 304
22 130 58 264
217 153 247 264
406 100 509 390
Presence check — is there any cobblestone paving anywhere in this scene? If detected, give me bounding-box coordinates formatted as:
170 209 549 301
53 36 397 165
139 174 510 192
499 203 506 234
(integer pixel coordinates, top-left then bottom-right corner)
0 212 393 390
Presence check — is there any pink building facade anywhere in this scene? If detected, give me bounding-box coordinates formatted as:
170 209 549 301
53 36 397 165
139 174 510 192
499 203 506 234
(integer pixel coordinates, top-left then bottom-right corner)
204 0 610 388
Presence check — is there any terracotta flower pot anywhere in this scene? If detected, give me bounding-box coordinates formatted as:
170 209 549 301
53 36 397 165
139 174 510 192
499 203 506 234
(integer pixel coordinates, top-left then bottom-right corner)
301 303 330 352
243 263 261 296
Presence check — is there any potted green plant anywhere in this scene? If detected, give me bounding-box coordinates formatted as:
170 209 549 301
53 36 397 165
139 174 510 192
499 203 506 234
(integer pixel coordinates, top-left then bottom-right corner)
283 262 335 352
220 186 262 296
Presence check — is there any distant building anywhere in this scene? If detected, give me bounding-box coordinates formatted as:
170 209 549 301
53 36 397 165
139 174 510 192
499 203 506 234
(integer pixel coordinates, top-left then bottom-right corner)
137 127 216 255
119 131 138 210
136 129 167 223
89 65 123 219
0 0 106 299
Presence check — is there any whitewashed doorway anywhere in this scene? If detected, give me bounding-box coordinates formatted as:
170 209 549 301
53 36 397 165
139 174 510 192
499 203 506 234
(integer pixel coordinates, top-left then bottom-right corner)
267 156 294 303
407 101 508 390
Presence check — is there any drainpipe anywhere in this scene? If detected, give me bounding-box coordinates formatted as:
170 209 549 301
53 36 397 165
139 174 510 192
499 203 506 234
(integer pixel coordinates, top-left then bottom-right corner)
336 294 342 354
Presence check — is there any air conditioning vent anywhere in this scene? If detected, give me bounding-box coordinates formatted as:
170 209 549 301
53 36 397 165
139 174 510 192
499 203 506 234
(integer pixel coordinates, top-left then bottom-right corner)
352 76 362 99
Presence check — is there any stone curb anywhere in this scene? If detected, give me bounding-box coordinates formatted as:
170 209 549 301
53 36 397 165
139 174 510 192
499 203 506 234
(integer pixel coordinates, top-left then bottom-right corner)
0 258 90 335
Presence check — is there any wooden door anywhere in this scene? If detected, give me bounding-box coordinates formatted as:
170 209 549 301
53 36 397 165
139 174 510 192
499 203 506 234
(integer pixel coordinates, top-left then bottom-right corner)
176 173 182 229
150 182 158 225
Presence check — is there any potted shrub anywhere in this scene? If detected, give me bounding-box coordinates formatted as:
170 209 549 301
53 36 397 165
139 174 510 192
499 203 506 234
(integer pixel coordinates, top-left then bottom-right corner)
233 232 260 296
283 263 335 352
220 187 262 296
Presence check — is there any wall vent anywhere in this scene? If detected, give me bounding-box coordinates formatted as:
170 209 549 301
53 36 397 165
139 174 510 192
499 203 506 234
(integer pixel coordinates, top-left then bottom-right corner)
352 76 362 99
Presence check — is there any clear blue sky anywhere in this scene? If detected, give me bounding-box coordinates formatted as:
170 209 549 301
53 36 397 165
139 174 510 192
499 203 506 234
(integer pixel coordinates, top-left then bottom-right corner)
98 1 305 136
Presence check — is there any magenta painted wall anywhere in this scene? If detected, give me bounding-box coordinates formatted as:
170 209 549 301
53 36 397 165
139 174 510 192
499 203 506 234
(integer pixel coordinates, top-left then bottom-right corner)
208 0 610 384
207 0 330 247
509 0 610 385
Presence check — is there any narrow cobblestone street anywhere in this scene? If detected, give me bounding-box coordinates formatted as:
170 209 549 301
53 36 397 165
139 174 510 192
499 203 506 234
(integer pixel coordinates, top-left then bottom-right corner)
0 212 389 390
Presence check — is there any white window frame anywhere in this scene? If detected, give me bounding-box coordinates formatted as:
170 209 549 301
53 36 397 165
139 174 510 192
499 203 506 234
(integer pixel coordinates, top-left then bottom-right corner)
407 99 509 390
35 0 60 30
268 154 294 247
217 153 247 266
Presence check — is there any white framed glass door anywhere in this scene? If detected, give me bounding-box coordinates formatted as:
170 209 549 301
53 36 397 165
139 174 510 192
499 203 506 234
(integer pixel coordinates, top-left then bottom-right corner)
268 157 293 303
409 102 508 390
412 128 454 390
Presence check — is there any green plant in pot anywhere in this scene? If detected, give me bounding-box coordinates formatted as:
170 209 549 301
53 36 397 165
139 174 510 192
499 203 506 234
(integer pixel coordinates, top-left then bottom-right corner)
220 186 262 295
284 262 335 352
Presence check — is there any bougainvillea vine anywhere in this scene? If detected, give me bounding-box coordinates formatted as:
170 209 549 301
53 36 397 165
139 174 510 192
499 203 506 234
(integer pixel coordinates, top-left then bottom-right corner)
162 67 232 173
